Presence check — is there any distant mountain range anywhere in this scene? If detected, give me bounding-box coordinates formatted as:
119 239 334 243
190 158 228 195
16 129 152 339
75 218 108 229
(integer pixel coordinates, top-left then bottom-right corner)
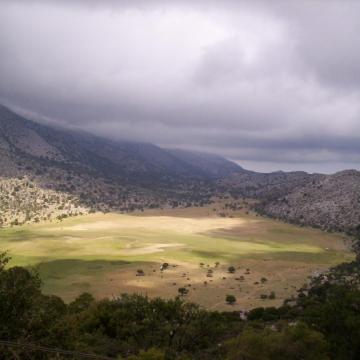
0 104 359 235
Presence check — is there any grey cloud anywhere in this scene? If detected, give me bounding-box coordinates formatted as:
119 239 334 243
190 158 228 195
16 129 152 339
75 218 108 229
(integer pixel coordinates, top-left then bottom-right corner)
0 0 360 173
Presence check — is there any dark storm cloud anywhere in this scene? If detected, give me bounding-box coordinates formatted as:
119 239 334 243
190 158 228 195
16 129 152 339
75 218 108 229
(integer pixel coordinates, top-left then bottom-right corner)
0 0 360 173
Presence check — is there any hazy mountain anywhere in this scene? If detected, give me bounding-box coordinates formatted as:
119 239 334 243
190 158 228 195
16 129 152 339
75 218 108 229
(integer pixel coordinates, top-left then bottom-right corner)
0 105 245 225
168 148 243 178
0 105 243 182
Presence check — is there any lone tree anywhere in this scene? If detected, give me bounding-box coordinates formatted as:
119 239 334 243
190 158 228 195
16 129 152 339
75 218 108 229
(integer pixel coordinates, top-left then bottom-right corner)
226 294 236 305
136 269 145 276
178 287 189 296
228 266 236 274
269 291 276 299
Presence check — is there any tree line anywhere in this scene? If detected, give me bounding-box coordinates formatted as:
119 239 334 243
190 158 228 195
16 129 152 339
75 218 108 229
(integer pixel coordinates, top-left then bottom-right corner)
1 252 360 359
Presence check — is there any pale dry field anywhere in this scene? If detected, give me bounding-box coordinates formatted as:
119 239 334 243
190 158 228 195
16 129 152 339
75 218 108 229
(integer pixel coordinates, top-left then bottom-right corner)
0 205 354 310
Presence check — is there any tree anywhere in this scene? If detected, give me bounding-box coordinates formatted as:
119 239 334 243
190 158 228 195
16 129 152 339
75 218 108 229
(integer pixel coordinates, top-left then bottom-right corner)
68 292 95 313
127 348 166 360
297 282 360 360
226 294 236 305
0 266 42 339
228 266 236 274
0 251 10 272
225 323 329 360
178 287 189 296
137 269 145 276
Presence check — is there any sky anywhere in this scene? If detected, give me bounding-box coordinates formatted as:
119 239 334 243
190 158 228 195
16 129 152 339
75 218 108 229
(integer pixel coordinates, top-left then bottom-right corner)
1 0 360 174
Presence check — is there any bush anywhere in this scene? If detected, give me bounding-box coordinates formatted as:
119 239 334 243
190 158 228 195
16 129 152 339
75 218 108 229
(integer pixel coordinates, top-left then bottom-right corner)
225 323 329 360
226 294 236 305
137 269 145 276
127 348 166 360
178 287 189 296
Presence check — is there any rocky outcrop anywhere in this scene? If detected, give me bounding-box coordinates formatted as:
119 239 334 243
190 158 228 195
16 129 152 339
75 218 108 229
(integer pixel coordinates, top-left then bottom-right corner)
255 170 360 235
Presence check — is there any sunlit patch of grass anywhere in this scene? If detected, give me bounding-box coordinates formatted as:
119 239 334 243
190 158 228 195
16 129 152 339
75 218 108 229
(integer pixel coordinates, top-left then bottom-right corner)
0 210 354 307
1 212 351 266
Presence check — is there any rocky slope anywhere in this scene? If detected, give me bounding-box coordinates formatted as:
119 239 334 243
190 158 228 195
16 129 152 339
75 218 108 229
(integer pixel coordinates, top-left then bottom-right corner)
255 170 360 235
220 169 360 235
0 105 243 226
168 149 242 179
219 170 322 201
0 176 87 226
1 104 360 234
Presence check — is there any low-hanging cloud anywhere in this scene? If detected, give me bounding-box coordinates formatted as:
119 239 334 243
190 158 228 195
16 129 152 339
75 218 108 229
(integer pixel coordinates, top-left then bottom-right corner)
0 0 360 173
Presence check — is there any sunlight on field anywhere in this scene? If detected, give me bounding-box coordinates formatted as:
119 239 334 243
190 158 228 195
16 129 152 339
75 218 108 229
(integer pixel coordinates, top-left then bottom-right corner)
0 210 354 310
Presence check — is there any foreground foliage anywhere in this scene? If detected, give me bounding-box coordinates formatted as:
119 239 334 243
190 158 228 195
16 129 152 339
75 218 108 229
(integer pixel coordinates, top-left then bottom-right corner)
0 253 360 359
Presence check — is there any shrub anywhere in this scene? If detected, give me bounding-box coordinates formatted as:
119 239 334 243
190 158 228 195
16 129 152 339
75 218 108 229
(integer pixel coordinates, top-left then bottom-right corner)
137 269 145 276
226 294 236 305
178 287 189 296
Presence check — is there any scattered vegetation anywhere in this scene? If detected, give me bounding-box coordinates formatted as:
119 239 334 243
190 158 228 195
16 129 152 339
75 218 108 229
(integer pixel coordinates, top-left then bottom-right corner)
0 176 87 227
1 253 360 359
226 294 237 305
178 287 189 296
0 210 352 309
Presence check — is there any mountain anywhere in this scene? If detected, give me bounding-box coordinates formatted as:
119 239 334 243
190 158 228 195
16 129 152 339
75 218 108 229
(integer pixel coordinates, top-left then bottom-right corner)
220 169 360 235
0 105 243 182
255 170 360 235
1 104 360 235
0 105 243 225
218 170 321 201
168 148 242 178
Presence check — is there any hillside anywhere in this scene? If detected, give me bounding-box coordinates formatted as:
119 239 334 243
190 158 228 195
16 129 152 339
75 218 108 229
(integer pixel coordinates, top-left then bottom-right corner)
221 169 360 235
0 176 87 226
219 170 322 200
0 105 243 226
1 104 360 234
255 170 360 235
168 148 242 178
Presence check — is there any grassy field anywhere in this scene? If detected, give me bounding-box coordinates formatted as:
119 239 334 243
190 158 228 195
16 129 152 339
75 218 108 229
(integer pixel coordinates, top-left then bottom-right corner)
0 206 354 310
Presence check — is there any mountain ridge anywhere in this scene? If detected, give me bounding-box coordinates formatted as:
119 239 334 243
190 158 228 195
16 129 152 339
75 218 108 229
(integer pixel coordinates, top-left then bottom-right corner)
1 104 360 235
0 105 243 225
